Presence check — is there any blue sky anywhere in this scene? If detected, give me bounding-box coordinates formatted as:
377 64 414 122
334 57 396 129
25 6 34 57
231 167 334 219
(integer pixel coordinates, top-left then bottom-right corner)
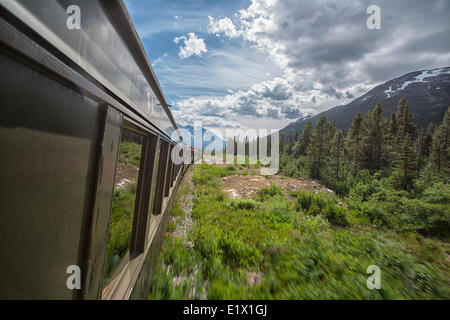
124 0 450 130
125 0 274 98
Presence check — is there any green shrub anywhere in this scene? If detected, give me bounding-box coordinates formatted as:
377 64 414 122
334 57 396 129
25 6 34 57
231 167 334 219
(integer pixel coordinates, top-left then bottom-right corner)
323 204 349 226
226 198 257 210
258 184 284 200
295 190 330 212
171 201 185 217
261 200 296 223
167 220 176 232
226 164 236 171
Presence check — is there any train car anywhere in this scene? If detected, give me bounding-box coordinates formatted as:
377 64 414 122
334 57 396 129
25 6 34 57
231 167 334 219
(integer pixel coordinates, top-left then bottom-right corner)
0 0 188 299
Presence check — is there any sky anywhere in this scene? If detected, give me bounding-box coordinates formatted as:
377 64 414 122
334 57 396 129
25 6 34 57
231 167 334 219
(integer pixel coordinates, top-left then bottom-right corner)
124 0 450 130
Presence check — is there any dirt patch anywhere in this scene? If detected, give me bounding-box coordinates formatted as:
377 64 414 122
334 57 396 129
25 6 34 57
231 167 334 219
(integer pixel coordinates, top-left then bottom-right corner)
247 271 262 286
221 174 332 199
114 162 139 189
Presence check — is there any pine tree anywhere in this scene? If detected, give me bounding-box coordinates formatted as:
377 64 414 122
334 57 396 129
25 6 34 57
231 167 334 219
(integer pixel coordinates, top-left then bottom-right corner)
395 98 416 143
430 107 450 178
345 112 363 171
293 130 299 144
415 129 425 170
279 133 285 155
423 124 435 158
293 120 313 157
361 103 387 172
330 129 345 180
327 117 337 156
390 112 398 137
393 98 417 190
307 114 330 179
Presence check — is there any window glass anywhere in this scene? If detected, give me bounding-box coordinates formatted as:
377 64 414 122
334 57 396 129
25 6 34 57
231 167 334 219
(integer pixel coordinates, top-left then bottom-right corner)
103 128 143 286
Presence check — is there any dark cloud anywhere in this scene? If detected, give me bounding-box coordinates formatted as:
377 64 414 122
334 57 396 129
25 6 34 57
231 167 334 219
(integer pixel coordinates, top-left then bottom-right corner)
345 91 354 99
174 0 450 129
266 107 281 119
260 82 293 100
282 106 302 119
270 0 450 90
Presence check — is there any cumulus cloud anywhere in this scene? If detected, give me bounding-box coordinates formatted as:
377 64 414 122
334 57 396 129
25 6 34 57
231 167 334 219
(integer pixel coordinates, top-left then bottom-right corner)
173 77 318 129
206 0 450 95
172 0 450 129
207 16 241 38
174 32 207 59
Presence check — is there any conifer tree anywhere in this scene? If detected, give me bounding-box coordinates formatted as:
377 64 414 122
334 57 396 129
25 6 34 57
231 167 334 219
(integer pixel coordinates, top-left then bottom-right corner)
430 107 450 178
415 129 426 170
345 112 363 171
307 114 329 179
293 120 313 157
393 98 416 190
330 129 345 180
361 103 387 172
423 124 435 158
279 133 285 154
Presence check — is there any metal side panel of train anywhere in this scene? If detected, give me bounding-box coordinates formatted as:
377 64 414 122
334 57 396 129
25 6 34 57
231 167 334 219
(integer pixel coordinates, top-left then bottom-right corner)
0 0 188 300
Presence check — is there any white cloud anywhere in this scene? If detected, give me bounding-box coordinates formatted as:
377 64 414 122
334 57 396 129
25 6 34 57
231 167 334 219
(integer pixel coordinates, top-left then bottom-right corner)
184 0 450 130
147 0 450 130
207 16 241 38
173 77 321 129
174 32 207 59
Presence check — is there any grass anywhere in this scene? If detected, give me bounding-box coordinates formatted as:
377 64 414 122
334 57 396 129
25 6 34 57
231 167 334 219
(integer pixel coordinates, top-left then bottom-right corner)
148 164 450 300
104 140 142 285
104 184 137 284
117 141 142 166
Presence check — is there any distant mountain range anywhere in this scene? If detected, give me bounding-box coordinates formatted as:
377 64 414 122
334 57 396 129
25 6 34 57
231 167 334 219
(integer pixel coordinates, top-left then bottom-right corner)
281 67 450 138
175 124 225 149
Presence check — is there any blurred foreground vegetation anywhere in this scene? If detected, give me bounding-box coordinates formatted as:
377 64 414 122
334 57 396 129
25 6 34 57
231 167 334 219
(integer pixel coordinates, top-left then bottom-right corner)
149 164 449 299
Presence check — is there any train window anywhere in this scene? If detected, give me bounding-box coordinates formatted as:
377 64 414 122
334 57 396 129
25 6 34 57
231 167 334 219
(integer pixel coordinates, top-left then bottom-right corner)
153 140 170 215
148 140 160 216
103 126 144 287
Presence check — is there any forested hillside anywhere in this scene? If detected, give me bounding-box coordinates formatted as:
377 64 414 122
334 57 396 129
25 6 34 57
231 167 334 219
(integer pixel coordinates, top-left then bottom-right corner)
280 99 449 238
281 67 450 138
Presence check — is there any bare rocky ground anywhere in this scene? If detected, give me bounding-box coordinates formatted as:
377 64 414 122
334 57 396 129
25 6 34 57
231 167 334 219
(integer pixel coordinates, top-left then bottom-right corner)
114 162 139 189
221 174 333 200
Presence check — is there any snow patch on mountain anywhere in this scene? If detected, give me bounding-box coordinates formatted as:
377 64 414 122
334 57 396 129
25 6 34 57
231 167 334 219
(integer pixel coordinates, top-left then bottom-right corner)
384 67 450 98
384 86 395 98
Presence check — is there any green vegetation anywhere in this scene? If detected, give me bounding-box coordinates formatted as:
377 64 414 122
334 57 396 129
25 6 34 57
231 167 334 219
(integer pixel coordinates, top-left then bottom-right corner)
104 184 137 284
149 164 449 300
104 139 142 285
147 102 448 299
280 102 449 238
118 141 142 166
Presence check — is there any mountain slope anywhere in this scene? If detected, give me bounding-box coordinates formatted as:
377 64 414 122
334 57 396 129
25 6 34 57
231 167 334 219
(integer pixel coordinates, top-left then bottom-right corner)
175 124 225 149
281 67 450 138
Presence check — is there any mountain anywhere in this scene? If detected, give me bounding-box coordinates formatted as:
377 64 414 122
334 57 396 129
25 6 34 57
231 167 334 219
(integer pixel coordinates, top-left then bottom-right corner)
281 67 450 138
175 124 225 150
